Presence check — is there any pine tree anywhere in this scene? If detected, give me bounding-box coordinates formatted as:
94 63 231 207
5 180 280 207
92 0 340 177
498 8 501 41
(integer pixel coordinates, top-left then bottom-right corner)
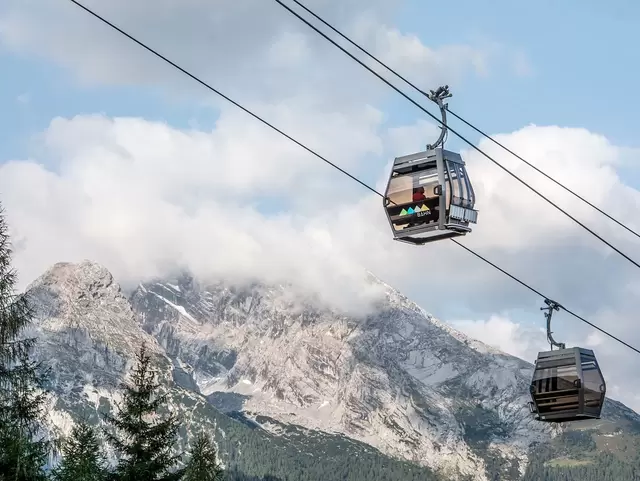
183 432 225 481
104 343 183 481
52 421 107 481
0 204 50 480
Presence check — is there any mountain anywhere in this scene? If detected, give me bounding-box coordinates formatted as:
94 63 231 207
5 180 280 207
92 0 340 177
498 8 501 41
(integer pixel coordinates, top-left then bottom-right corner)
25 260 441 481
24 260 640 481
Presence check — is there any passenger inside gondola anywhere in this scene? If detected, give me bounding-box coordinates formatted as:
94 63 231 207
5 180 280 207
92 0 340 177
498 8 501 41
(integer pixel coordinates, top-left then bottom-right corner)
385 172 441 230
413 186 426 202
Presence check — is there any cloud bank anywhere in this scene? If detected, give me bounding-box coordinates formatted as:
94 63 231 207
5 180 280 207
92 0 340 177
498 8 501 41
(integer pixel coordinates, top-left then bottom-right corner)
1 0 639 410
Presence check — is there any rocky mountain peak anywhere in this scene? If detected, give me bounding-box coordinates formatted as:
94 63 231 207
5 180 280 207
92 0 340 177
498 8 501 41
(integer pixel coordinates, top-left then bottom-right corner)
28 259 116 293
19 260 640 481
125 272 564 479
26 260 162 389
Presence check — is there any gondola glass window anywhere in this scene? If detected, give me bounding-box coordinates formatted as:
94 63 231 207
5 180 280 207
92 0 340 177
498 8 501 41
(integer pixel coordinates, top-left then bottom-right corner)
529 347 606 422
447 162 474 209
386 166 441 232
383 149 478 245
581 356 605 409
532 360 581 415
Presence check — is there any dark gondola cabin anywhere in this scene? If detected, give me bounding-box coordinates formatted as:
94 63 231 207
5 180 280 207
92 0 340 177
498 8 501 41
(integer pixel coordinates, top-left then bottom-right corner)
529 347 606 422
383 147 478 245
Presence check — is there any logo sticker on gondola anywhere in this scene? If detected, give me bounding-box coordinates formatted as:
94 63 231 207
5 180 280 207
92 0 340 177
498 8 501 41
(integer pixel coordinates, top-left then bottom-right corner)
399 205 429 216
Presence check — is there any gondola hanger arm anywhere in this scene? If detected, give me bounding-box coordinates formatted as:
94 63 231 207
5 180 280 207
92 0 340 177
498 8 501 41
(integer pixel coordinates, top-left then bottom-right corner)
542 298 565 350
426 85 451 151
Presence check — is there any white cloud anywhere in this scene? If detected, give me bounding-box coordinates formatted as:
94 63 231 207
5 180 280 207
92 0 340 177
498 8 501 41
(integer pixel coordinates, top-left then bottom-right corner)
0 108 389 315
3 105 640 413
0 0 509 316
456 124 640 257
450 315 546 362
450 314 640 413
1 0 640 413
0 0 516 110
40 104 382 199
3 114 640 337
350 15 493 85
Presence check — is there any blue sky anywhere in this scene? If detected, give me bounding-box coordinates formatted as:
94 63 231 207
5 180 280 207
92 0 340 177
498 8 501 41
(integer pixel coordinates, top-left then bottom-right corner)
2 0 639 162
0 53 219 163
394 0 640 148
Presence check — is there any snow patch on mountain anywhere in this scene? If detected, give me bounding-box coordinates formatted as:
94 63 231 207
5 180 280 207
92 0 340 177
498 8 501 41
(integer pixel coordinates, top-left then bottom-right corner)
19 260 640 481
128 272 562 480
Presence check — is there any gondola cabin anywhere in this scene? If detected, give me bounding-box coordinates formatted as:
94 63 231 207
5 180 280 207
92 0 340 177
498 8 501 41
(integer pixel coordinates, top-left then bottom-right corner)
529 347 606 423
383 147 478 245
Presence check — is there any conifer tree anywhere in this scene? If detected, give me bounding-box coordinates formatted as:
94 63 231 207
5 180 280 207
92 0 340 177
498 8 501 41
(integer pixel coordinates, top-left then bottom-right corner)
104 343 183 481
0 204 50 480
52 421 107 481
183 432 225 481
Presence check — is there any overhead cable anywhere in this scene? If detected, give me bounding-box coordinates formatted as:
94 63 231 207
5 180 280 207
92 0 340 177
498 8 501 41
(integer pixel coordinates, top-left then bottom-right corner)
67 1 379 200
285 0 640 242
271 0 640 271
67 0 640 356
451 239 640 355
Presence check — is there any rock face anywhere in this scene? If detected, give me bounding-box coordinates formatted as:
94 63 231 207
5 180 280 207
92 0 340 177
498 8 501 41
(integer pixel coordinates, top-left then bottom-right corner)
128 269 640 479
25 260 640 481
28 261 158 378
25 261 181 455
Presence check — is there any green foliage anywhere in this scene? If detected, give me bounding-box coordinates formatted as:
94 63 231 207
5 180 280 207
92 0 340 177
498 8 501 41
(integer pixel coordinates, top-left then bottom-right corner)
183 432 224 481
0 205 50 480
103 344 184 481
205 411 440 481
562 430 597 451
0 429 49 481
51 421 107 481
521 431 640 481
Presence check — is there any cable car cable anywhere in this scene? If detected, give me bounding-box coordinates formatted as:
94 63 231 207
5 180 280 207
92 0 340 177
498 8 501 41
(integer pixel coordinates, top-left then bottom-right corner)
67 0 640 357
65 0 380 202
446 111 640 241
283 0 640 243
451 239 640 355
271 0 640 272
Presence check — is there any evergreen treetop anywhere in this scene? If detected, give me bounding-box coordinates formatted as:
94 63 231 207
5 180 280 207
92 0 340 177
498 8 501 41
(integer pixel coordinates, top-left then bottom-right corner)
183 432 225 481
0 203 50 481
52 421 107 481
104 343 183 481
